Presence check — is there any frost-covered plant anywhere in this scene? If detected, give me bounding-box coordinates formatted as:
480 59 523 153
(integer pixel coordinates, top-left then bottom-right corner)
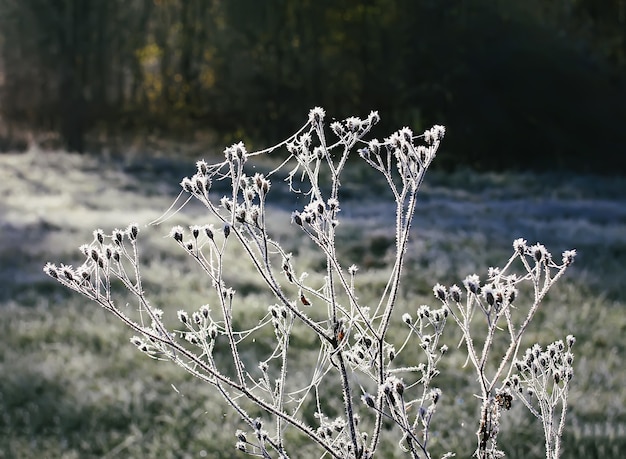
45 108 576 458
433 242 576 459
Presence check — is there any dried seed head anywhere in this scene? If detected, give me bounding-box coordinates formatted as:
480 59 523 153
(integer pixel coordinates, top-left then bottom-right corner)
170 226 184 243
402 313 412 325
317 201 325 215
202 226 213 240
433 125 446 140
330 121 345 137
79 244 90 257
395 380 405 396
463 274 481 294
368 110 380 125
236 143 248 162
424 125 446 143
345 116 362 133
400 127 413 143
418 305 430 318
253 418 263 431
291 212 303 226
328 198 340 212
235 207 246 223
299 132 312 148
194 175 210 194
177 310 189 324
43 263 59 279
383 383 392 397
113 229 123 245
547 344 557 359
220 196 231 211
308 106 325 124
62 266 75 281
192 312 202 324
190 225 200 239
180 177 194 193
433 283 447 301
450 284 462 302
223 223 231 239
556 340 565 352
532 343 542 358
196 160 208 176
483 286 495 306
562 249 576 266
93 229 104 244
531 243 549 262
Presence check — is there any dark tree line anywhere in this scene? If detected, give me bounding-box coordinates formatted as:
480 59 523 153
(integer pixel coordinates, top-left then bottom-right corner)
0 0 625 173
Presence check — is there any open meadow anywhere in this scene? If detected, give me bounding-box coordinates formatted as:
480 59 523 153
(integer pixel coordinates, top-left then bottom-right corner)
1 148 625 458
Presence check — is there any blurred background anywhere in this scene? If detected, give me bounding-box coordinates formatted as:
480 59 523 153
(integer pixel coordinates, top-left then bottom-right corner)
0 0 625 173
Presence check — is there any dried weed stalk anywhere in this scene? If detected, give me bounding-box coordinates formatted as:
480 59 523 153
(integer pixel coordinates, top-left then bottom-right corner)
46 108 576 458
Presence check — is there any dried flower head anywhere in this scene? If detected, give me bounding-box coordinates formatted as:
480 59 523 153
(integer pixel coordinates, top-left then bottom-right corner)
433 283 447 301
43 262 59 279
562 249 576 266
513 238 527 254
196 159 208 176
449 284 462 302
402 313 412 325
93 229 104 244
308 106 326 125
463 274 481 294
170 226 184 243
177 310 189 324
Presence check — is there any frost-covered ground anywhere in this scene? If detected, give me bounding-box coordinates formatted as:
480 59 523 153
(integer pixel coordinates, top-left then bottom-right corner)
1 148 624 458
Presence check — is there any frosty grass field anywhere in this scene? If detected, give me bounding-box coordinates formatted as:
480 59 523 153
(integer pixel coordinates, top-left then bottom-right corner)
0 148 624 458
